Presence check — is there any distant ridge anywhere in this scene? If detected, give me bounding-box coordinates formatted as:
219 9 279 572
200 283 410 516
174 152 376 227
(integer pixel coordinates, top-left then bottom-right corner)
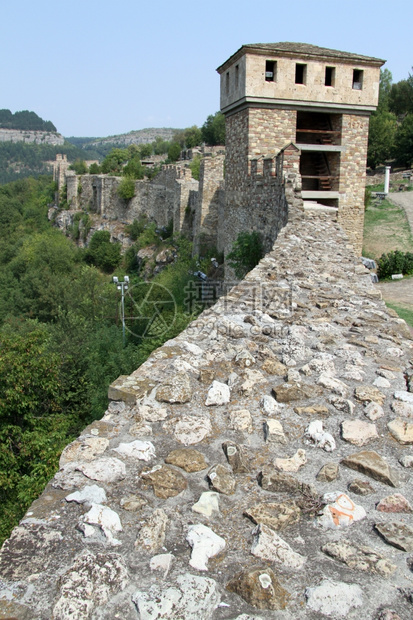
70 128 179 150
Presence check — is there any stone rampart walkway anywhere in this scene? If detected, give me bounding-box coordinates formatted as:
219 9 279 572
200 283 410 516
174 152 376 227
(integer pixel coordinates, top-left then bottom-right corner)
0 210 412 619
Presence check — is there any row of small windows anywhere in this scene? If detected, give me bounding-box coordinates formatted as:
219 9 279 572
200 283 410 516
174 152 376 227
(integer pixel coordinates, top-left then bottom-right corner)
225 62 364 93
264 60 363 90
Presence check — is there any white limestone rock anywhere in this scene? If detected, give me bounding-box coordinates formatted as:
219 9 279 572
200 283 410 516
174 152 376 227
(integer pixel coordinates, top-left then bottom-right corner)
341 419 378 446
305 420 336 452
192 492 220 518
229 409 253 433
305 579 363 617
318 373 349 397
76 457 126 483
364 401 384 421
393 390 413 404
391 400 413 417
150 553 174 578
80 504 123 546
163 414 212 445
251 523 306 569
186 524 226 571
132 573 220 619
113 440 156 461
274 449 306 472
317 492 366 529
260 394 281 415
205 380 230 406
59 436 109 467
373 376 391 389
240 369 266 394
264 419 286 443
65 484 107 505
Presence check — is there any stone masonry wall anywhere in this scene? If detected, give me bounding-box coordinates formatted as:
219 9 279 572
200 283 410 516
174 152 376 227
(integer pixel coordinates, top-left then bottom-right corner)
194 155 225 253
338 113 370 253
1 209 412 619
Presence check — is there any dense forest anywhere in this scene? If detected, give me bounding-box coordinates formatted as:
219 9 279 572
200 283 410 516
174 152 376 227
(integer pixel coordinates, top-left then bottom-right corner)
0 109 57 132
0 175 219 544
367 67 413 168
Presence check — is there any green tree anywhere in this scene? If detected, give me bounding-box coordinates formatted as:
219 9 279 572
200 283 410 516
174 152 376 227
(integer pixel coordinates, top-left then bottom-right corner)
117 176 136 200
84 230 121 272
394 114 413 167
167 142 181 162
201 112 226 145
389 71 413 116
367 110 397 168
89 162 101 174
69 159 88 174
226 231 264 279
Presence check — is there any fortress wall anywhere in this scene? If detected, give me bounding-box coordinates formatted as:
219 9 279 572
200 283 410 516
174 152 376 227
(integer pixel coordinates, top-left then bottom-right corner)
1 207 412 619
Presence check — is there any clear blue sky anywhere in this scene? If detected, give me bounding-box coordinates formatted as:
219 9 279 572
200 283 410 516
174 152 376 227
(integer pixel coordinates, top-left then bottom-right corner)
2 0 411 138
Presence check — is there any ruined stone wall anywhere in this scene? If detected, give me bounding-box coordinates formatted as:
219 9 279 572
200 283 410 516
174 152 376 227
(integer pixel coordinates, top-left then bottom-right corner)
1 208 412 620
193 155 225 252
338 113 370 253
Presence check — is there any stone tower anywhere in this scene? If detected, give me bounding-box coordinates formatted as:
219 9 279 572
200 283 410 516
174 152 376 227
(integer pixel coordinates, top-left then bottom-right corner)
217 42 385 254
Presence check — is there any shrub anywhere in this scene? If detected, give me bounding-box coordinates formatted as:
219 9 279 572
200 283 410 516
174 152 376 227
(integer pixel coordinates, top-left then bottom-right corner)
117 177 135 201
377 250 413 279
226 231 264 279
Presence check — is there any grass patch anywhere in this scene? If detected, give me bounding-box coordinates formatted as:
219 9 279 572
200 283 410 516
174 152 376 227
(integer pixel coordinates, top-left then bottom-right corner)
363 198 413 259
385 301 413 328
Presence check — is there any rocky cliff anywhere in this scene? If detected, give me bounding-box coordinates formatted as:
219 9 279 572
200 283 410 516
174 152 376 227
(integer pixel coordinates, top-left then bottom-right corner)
0 207 412 619
0 128 64 145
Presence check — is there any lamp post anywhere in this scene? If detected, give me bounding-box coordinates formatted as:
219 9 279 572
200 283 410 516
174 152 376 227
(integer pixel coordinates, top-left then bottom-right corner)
113 275 129 346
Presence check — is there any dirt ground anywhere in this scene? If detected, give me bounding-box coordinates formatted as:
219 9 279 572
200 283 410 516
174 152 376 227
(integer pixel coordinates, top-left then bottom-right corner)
387 191 413 233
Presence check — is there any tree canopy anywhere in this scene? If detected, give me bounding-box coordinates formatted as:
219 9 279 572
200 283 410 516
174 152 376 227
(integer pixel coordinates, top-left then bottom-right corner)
0 109 57 132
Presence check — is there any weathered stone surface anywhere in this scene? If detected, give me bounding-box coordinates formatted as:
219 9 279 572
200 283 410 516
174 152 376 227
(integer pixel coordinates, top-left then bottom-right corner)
156 372 192 403
229 408 253 433
354 385 386 405
348 479 375 495
321 540 396 576
222 441 248 473
142 465 188 499
251 524 306 568
205 380 230 406
186 523 226 571
317 492 366 528
133 573 220 619
374 522 413 551
53 550 129 619
376 611 402 620
163 414 212 445
394 390 413 404
330 396 355 414
294 404 329 416
399 454 413 468
244 501 301 531
207 463 236 495
227 567 289 610
59 436 109 466
274 449 306 472
341 419 378 446
272 382 322 402
376 493 412 513
258 470 317 499
341 451 399 487
260 394 280 415
135 509 168 553
261 359 287 375
149 553 174 578
192 492 220 518
317 462 339 482
318 373 349 397
391 400 413 417
120 494 147 511
165 448 208 472
387 418 413 444
305 579 363 617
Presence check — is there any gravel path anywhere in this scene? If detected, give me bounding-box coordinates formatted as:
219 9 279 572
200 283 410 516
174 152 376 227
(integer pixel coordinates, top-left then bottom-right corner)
375 191 413 310
387 190 413 233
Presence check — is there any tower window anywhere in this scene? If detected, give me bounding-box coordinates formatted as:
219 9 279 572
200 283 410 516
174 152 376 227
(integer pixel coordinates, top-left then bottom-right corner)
295 63 307 85
352 69 363 90
235 64 239 88
325 66 335 87
226 72 229 95
265 60 277 82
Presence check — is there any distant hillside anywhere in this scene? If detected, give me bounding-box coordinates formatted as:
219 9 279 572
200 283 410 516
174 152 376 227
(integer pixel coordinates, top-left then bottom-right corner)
67 127 178 149
0 109 57 132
